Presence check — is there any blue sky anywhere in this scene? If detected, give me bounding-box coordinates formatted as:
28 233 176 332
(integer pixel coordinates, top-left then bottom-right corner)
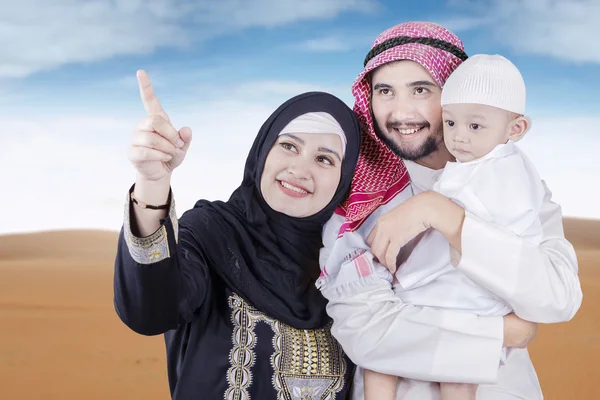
1 0 599 234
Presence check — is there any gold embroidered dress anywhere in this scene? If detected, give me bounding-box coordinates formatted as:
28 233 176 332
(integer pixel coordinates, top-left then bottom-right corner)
114 193 353 399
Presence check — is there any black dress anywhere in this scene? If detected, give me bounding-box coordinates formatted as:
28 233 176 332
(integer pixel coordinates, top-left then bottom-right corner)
114 196 354 400
113 92 362 399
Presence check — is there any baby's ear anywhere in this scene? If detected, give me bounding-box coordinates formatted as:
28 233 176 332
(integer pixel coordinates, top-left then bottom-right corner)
509 115 531 142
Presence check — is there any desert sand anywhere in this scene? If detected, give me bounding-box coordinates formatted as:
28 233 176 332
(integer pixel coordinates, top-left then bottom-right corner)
0 218 598 399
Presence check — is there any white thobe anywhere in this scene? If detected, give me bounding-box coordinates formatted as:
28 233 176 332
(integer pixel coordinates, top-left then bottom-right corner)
316 144 582 399
395 142 545 318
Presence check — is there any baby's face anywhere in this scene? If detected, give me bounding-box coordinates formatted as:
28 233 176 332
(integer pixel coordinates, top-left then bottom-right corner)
442 103 517 162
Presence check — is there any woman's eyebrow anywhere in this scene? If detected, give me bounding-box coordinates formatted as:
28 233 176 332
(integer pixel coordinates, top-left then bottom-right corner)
279 133 305 144
281 133 342 161
318 147 342 162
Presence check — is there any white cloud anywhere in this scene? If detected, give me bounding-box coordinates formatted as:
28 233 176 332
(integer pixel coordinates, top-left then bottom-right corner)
293 29 382 54
439 0 600 64
298 36 354 52
232 80 353 105
431 16 491 33
1 105 598 235
513 114 600 220
191 0 378 29
0 98 275 234
0 0 379 78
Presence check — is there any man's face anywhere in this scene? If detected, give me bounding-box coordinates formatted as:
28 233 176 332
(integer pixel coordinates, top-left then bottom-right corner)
370 61 444 161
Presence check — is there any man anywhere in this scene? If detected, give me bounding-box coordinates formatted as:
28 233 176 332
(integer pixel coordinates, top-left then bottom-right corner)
316 22 582 399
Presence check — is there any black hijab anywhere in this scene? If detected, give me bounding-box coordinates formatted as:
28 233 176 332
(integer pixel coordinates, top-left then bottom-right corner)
186 92 360 329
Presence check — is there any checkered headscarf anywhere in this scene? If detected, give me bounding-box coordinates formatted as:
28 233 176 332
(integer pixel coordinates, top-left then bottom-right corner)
335 22 467 234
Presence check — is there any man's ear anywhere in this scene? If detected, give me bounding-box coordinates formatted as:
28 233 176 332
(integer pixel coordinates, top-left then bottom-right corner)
508 115 531 142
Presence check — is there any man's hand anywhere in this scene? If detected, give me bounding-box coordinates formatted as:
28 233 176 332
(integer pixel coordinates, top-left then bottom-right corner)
366 193 431 273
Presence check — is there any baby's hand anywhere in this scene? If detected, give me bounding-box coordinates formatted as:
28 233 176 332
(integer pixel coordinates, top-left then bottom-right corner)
503 313 538 348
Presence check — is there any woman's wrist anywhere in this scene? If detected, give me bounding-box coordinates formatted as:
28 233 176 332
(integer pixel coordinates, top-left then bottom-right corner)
133 174 172 206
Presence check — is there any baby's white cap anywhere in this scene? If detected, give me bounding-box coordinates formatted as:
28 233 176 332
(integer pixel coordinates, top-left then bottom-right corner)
441 54 526 115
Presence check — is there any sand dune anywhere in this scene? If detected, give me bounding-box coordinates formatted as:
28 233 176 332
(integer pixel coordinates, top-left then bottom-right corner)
0 218 598 399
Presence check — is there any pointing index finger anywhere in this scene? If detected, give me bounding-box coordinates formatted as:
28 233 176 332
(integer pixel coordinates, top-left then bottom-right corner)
137 70 170 121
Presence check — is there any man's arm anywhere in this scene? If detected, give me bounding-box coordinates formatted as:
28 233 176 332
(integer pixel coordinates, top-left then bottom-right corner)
322 276 505 384
431 162 582 323
456 190 582 323
318 213 515 384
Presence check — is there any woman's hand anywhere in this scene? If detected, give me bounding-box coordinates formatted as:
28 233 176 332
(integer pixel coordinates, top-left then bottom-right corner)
128 70 192 183
126 70 193 236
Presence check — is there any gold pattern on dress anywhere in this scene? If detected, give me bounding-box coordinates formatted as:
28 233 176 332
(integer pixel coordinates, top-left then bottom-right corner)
225 295 269 400
225 294 346 400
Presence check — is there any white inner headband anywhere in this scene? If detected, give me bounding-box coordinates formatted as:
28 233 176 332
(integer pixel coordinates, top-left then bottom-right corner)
278 112 346 156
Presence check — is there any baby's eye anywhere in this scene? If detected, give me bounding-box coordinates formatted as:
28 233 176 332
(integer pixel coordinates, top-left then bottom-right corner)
445 120 455 127
470 124 481 130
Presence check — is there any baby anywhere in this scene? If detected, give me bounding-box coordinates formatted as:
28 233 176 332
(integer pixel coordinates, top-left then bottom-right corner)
366 54 550 399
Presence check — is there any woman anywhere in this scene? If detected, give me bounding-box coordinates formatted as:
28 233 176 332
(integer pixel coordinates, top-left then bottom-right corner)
114 70 361 399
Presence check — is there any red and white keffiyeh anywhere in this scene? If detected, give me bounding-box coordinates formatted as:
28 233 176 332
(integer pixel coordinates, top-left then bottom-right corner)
336 22 467 235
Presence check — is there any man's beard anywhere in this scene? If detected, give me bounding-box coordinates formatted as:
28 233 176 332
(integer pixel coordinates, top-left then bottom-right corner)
373 119 441 161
